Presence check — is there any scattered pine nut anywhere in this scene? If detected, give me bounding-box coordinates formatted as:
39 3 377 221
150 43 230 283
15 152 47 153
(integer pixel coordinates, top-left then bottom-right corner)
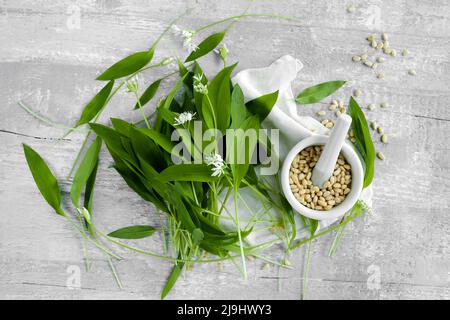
347 5 356 13
367 35 374 42
317 110 326 116
368 104 376 111
380 102 389 108
329 104 337 111
381 32 388 41
383 47 392 55
361 54 368 61
408 69 417 76
390 49 397 57
336 110 342 117
370 121 377 130
371 40 377 48
376 42 384 50
371 63 378 69
364 61 373 67
377 151 385 160
377 127 383 134
377 72 385 79
352 55 361 62
402 49 409 56
353 89 362 97
381 134 388 143
376 57 385 63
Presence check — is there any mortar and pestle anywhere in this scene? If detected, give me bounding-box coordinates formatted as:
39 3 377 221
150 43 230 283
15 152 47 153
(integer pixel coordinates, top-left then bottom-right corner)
232 55 365 222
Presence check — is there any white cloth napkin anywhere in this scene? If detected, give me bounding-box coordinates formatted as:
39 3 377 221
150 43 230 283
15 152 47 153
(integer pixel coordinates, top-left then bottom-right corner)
221 55 372 245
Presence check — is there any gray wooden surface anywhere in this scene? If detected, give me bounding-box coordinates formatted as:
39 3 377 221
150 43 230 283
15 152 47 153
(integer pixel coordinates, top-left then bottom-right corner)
1 0 449 300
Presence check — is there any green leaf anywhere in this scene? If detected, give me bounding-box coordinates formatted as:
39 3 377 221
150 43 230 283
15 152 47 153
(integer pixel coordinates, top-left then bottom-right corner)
76 81 114 126
192 228 204 245
185 31 226 62
158 164 218 182
90 124 130 159
70 137 102 208
154 75 187 131
246 90 279 122
96 50 154 81
139 127 176 155
229 115 260 188
23 144 64 216
230 84 247 129
206 63 237 131
108 225 157 239
309 219 319 236
161 261 184 299
296 80 346 104
134 78 162 110
348 97 375 187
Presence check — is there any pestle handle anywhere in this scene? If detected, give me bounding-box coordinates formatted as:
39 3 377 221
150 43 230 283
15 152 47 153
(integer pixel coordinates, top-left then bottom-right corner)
311 114 352 187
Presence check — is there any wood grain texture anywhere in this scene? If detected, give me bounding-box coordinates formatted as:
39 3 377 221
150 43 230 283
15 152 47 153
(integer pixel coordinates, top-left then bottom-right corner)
0 0 449 300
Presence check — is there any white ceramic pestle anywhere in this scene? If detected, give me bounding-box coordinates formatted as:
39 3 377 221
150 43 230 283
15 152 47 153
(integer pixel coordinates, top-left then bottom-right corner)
311 114 352 187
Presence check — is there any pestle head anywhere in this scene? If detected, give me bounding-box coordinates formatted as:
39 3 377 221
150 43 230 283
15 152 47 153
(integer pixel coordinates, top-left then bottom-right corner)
311 114 352 187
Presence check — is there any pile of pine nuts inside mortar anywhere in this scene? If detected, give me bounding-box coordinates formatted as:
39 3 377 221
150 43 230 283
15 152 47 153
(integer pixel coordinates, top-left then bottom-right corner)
289 146 352 211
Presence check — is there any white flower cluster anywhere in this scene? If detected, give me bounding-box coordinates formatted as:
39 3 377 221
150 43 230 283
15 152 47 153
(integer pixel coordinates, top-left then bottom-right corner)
205 153 226 177
171 25 199 52
174 111 196 126
193 73 208 95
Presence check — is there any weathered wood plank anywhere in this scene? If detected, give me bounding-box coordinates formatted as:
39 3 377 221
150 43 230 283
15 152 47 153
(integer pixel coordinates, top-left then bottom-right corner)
0 0 449 300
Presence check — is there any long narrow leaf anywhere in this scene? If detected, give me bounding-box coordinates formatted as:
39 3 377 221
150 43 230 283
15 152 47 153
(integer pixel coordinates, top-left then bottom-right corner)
70 137 102 208
185 31 226 62
23 144 64 216
296 80 346 104
108 225 157 239
348 97 375 187
161 261 184 299
76 81 114 126
134 78 162 110
97 50 154 81
246 90 279 121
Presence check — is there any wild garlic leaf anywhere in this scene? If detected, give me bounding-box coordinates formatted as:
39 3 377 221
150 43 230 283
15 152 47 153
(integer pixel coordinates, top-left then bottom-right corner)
134 78 162 110
76 80 114 126
108 225 157 239
229 115 260 188
207 63 237 131
185 31 226 62
96 50 154 81
159 164 218 182
348 97 375 187
139 128 176 155
309 218 319 236
23 144 65 216
154 75 187 131
161 261 184 299
296 80 346 104
246 90 279 121
230 84 247 129
192 228 204 245
70 137 102 208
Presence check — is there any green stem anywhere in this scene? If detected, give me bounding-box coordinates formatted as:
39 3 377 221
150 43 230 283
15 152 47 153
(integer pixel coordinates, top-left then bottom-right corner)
233 187 248 281
63 215 121 260
133 91 151 129
107 256 123 289
301 240 313 300
290 211 362 250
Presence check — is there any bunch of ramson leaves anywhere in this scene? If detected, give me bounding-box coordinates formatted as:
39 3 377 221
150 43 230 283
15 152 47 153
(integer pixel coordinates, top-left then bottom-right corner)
22 12 375 299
